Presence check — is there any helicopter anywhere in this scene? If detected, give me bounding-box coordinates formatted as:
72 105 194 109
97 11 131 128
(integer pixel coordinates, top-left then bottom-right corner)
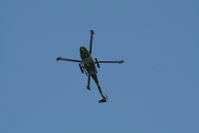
56 30 124 103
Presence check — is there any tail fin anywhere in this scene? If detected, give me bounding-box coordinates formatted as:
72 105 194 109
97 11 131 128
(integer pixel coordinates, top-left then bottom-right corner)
98 98 106 103
98 95 108 103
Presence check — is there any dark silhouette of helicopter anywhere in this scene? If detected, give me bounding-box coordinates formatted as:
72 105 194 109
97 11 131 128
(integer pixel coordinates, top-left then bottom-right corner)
56 30 124 103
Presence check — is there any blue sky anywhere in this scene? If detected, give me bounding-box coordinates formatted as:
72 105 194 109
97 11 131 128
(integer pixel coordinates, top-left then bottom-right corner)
1 0 199 133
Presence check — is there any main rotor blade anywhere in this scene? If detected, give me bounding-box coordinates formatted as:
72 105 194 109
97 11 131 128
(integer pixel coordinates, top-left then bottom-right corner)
89 30 94 54
56 57 82 63
95 60 124 64
87 75 91 90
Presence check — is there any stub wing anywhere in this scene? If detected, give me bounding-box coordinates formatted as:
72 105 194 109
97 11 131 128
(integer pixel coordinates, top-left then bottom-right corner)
95 60 124 64
56 57 82 63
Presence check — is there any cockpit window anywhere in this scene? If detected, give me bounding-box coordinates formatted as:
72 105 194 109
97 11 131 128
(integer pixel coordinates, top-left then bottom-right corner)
80 46 90 59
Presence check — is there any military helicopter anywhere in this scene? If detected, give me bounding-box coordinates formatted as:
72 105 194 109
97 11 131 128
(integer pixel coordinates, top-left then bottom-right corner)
56 30 124 103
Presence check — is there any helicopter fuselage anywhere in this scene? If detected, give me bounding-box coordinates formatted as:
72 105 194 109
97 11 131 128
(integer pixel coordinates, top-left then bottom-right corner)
80 46 97 75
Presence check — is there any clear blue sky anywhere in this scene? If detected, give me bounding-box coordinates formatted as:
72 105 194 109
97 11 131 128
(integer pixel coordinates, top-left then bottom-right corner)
1 0 199 133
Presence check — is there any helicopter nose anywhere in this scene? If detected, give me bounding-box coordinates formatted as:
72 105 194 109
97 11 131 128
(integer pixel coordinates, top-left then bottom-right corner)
80 46 85 51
